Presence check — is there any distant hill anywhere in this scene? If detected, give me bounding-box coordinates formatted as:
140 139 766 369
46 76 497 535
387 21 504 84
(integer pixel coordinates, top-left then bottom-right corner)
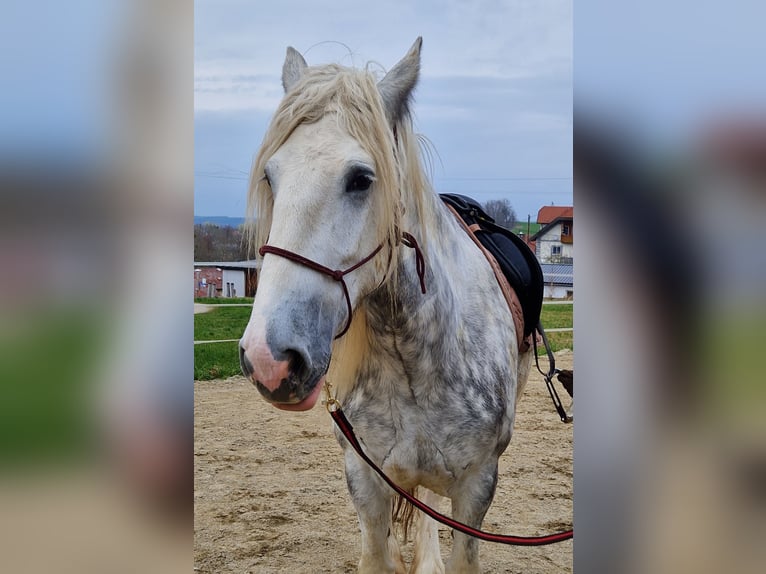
194 216 246 227
512 221 542 236
194 215 542 235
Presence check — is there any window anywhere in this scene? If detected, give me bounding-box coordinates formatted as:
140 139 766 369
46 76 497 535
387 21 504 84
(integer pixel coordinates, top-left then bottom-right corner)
562 224 570 235
551 245 562 256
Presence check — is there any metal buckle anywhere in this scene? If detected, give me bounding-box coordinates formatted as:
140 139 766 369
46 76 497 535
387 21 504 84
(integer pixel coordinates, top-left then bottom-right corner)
322 380 341 413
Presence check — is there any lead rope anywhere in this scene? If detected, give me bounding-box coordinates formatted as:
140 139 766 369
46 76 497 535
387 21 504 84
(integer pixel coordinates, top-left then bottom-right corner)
323 382 573 546
264 233 572 544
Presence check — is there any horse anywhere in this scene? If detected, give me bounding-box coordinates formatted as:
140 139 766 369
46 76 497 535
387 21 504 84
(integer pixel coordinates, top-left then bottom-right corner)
238 37 533 574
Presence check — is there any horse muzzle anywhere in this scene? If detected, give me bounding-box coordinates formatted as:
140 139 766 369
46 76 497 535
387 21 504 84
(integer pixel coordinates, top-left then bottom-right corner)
239 343 325 411
239 302 334 411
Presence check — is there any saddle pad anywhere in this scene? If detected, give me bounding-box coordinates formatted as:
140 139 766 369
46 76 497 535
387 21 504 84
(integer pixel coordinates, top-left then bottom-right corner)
440 193 544 340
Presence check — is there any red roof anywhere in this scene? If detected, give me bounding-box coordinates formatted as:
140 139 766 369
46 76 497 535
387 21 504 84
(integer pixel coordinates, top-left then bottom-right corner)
537 206 573 225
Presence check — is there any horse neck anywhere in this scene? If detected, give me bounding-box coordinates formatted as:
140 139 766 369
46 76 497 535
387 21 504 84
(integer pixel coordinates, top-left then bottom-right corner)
328 192 489 400
369 191 467 346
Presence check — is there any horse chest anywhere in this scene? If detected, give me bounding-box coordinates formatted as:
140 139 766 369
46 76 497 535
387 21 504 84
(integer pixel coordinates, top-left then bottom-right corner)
340 379 510 492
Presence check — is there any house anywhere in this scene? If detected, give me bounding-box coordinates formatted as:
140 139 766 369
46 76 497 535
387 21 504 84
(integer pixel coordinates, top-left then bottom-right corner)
194 261 259 298
540 263 573 300
537 205 573 226
532 205 573 264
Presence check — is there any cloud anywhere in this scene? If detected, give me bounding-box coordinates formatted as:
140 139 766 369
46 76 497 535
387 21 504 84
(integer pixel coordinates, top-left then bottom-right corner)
193 0 573 216
194 67 282 112
194 0 572 111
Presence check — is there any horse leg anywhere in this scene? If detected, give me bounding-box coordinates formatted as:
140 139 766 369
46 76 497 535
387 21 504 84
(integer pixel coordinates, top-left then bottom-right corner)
410 489 445 574
388 529 407 574
445 464 499 574
345 452 403 574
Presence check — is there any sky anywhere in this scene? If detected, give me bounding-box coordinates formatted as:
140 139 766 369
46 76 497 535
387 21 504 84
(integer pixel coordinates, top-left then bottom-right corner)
194 0 573 221
575 0 766 147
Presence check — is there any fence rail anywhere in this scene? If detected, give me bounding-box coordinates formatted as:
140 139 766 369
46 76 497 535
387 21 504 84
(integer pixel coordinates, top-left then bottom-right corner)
194 300 573 345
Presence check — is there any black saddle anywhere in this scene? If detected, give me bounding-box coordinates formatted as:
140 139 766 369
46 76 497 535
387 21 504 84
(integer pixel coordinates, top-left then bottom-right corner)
440 193 544 338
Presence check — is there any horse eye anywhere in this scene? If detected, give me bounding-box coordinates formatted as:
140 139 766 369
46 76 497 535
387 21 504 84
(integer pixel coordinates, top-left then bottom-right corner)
347 172 374 193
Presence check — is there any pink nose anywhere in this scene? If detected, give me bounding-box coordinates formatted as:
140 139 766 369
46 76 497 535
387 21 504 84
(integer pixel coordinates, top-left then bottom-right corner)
239 343 290 392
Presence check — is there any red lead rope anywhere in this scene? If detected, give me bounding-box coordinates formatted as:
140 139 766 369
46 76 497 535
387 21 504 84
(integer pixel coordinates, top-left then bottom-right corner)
262 233 571 545
330 406 573 546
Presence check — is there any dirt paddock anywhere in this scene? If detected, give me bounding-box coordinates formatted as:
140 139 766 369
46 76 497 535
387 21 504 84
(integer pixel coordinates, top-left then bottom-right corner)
195 351 573 573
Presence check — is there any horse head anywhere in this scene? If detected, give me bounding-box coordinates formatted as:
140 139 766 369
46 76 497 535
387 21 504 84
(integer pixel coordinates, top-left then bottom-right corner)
239 38 423 410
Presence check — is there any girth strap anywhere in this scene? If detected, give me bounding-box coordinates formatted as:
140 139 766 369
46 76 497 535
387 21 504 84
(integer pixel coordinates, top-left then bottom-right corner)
444 204 528 352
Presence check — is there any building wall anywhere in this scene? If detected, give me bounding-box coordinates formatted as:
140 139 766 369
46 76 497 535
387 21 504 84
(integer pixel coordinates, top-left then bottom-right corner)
535 223 574 263
194 267 223 298
222 269 245 298
544 284 574 300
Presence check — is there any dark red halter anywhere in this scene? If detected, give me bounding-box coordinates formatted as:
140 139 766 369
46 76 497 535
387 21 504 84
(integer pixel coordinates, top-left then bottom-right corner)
259 232 426 339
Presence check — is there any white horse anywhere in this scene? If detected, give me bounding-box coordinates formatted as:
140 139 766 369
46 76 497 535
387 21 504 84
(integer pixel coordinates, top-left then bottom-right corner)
239 38 533 574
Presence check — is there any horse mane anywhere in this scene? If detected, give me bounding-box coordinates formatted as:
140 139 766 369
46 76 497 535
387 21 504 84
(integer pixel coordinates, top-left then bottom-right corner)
246 61 437 283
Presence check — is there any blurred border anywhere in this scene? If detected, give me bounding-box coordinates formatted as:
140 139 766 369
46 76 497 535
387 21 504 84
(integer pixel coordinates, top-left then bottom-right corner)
4 1 765 572
0 1 192 572
575 1 766 572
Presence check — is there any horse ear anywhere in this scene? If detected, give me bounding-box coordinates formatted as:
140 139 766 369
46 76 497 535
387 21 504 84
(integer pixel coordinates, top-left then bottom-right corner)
282 46 308 93
378 37 422 125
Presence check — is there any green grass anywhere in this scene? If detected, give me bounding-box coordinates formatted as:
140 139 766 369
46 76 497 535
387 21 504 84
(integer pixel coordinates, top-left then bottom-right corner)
195 297 253 305
698 311 766 418
0 307 104 463
194 306 252 380
512 221 542 236
194 306 252 341
539 303 573 329
537 302 573 353
540 331 573 354
194 341 242 380
193 301 573 379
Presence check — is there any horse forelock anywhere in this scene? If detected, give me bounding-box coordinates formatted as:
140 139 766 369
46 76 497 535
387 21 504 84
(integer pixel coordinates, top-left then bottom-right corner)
246 61 438 288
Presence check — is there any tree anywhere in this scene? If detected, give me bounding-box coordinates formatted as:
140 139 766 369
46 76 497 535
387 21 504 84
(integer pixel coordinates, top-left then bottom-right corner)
194 224 249 261
482 199 517 229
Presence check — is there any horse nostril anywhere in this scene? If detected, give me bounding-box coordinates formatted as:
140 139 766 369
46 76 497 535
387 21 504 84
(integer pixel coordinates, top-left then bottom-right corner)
283 348 309 380
239 344 254 378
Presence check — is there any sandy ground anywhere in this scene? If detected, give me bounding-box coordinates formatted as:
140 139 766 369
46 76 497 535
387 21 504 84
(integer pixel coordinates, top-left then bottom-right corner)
194 351 573 573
